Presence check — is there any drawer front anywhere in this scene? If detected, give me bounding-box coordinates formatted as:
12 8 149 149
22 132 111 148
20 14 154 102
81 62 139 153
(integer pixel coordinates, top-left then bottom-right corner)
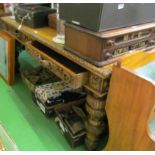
106 29 154 46
26 42 88 89
103 29 155 59
65 23 155 62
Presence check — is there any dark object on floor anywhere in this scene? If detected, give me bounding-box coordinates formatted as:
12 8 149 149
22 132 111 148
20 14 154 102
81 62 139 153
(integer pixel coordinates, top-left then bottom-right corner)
33 94 86 118
46 90 86 106
15 4 56 28
55 104 86 148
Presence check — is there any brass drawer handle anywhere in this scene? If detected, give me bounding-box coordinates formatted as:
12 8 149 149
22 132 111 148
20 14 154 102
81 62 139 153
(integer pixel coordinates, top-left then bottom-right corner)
62 72 71 82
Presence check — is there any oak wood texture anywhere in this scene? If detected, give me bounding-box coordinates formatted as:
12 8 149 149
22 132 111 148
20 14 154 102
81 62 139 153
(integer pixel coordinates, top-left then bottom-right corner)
0 16 113 78
65 23 155 64
0 4 4 10
65 24 104 62
48 13 57 30
65 22 155 39
0 31 15 85
105 50 155 150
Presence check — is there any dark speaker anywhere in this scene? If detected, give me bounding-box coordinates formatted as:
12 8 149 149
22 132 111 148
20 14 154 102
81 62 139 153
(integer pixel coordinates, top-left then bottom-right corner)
60 3 155 32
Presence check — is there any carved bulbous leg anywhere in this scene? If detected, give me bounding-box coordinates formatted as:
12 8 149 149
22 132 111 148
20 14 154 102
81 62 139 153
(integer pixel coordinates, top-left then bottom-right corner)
85 93 107 150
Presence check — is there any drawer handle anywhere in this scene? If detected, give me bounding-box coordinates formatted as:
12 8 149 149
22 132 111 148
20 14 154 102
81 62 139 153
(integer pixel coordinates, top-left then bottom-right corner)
63 72 71 82
40 60 51 68
14 30 20 35
107 40 115 46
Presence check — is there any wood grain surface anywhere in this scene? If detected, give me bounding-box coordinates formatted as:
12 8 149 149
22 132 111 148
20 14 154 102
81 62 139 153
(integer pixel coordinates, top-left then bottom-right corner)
65 22 155 38
0 16 114 78
0 31 15 85
105 50 155 150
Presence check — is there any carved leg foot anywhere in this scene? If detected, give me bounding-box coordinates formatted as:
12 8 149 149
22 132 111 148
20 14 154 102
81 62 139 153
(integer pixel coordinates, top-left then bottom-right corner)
85 93 107 150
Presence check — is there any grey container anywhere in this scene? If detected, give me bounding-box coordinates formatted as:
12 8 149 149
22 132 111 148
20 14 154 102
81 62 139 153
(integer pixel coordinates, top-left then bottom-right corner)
59 3 155 32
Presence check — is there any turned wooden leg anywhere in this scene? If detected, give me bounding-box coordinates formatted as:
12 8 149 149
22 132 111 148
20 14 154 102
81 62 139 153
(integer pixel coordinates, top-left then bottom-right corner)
84 73 110 150
15 40 25 73
85 93 107 150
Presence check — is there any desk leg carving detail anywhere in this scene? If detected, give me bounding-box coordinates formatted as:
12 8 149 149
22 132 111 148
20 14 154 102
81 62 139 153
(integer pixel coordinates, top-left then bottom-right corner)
85 93 107 150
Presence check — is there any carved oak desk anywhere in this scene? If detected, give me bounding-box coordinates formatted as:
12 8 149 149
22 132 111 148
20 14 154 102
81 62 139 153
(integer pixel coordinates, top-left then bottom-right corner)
0 16 114 150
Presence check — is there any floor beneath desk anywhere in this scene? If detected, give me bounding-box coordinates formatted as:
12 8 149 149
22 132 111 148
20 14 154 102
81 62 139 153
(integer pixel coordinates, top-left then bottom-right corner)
0 51 86 151
0 51 106 151
0 76 88 151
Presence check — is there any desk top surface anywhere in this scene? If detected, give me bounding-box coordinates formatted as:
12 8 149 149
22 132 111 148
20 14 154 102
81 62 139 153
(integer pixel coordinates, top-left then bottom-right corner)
1 16 114 78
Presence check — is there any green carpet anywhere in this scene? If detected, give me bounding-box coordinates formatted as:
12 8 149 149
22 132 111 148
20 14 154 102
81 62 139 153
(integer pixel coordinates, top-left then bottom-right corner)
0 51 85 151
0 51 107 151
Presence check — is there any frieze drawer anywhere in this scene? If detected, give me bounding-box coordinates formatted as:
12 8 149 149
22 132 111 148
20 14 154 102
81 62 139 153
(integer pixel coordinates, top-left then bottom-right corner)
26 41 88 89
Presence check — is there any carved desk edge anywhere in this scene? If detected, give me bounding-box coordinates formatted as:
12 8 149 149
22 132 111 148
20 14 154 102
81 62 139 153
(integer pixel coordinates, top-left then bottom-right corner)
25 42 110 96
0 16 117 78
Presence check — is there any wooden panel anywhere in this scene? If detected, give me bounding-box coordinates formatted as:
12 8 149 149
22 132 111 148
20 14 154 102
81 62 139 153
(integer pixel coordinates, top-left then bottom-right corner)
65 25 103 60
0 31 15 85
26 41 88 89
104 66 155 150
67 22 155 38
65 23 155 65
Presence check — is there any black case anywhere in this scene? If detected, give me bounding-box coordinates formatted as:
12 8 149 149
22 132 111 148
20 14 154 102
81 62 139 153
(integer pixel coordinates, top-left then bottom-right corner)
33 94 86 118
15 4 56 28
55 103 86 148
60 3 155 32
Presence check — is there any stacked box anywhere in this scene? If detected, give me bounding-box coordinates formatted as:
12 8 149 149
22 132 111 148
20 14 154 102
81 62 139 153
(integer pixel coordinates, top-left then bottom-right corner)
21 66 60 92
34 81 86 118
55 103 87 147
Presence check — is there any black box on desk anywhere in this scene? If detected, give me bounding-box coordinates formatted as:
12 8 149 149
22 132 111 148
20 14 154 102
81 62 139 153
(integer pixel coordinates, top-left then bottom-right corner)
60 3 155 32
15 4 56 28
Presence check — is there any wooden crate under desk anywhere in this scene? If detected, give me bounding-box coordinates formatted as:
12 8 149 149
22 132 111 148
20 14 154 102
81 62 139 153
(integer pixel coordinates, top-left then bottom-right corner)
26 41 89 89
